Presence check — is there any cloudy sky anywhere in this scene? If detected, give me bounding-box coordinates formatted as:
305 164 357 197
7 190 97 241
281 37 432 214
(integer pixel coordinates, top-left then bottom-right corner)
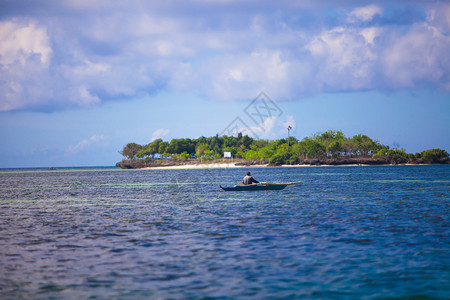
0 0 449 167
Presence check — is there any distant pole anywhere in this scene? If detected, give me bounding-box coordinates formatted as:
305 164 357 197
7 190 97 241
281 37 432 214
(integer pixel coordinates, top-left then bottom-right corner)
287 125 292 151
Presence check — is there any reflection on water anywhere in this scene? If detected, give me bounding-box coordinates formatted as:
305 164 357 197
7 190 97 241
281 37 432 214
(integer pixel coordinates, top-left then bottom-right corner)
0 165 449 299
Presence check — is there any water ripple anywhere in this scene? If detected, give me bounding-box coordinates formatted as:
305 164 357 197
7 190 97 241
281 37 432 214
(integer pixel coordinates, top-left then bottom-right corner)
0 165 449 299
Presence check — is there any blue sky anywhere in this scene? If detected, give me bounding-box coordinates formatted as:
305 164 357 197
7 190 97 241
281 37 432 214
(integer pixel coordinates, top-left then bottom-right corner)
0 0 449 167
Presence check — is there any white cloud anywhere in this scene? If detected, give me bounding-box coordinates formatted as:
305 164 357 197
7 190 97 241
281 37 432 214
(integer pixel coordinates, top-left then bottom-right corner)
0 20 52 65
426 3 450 33
66 135 107 155
0 2 449 112
151 128 170 142
302 3 450 93
383 22 450 90
347 5 382 23
305 26 378 91
360 27 382 45
194 50 291 101
74 86 101 107
0 19 53 111
247 116 276 139
242 115 296 140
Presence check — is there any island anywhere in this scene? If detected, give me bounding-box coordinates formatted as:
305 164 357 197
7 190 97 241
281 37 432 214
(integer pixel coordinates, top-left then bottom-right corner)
116 131 449 169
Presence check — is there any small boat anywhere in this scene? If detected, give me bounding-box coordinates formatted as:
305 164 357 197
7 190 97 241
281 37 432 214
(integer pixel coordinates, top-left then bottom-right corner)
220 181 303 191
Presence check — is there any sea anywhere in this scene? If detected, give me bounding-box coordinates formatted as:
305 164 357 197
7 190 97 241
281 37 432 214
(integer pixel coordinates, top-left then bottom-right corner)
0 165 449 299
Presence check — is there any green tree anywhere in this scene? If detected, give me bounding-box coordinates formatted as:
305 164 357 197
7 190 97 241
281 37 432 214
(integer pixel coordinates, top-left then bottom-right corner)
148 138 163 155
168 138 195 154
373 148 388 157
244 150 259 161
420 149 449 163
221 135 238 148
387 148 408 164
174 151 191 160
327 140 343 159
239 135 253 150
291 141 308 160
136 147 150 158
302 138 326 159
158 141 169 154
204 150 215 160
257 145 274 160
136 138 164 158
117 130 436 167
351 134 378 156
269 148 292 165
250 139 269 151
196 143 210 158
341 139 354 157
120 143 143 160
235 150 245 158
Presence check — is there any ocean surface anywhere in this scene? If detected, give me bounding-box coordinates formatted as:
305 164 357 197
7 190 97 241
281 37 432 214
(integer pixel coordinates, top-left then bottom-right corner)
0 165 449 299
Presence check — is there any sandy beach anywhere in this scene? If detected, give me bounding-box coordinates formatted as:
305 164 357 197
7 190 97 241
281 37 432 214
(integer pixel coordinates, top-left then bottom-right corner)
142 162 268 170
140 162 378 170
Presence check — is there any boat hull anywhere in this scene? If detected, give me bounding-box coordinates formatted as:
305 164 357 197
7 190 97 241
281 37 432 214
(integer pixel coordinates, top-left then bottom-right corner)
219 181 302 191
220 184 287 191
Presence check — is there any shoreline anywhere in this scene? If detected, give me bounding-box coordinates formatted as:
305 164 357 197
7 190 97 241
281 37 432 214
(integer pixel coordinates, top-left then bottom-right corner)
142 162 265 170
139 162 434 170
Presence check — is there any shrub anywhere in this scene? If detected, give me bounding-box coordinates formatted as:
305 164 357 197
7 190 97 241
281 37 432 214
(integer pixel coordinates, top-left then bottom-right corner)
269 152 291 165
420 149 449 163
387 149 407 164
373 148 388 157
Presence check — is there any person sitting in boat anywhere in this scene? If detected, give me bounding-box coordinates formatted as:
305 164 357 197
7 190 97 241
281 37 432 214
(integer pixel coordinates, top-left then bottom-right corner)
243 171 259 185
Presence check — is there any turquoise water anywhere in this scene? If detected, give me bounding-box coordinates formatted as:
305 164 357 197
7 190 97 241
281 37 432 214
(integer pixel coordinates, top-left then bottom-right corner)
0 165 449 299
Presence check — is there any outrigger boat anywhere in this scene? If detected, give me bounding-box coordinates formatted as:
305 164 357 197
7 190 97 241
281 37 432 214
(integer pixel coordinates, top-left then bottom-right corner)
220 181 303 191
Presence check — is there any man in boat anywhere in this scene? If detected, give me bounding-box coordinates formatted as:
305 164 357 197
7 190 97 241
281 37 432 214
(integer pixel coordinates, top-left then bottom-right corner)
243 171 259 185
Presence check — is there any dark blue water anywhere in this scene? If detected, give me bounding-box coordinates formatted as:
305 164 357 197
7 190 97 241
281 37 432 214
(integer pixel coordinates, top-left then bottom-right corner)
0 165 449 299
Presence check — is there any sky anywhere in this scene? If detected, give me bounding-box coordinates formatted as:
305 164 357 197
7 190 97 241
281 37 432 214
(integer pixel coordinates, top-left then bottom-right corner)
0 0 449 168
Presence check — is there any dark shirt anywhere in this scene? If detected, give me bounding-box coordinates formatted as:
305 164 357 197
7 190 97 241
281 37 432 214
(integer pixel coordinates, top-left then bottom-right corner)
243 175 259 185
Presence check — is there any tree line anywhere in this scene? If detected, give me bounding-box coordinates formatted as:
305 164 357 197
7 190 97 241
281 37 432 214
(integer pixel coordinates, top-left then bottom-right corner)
119 130 449 165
